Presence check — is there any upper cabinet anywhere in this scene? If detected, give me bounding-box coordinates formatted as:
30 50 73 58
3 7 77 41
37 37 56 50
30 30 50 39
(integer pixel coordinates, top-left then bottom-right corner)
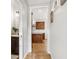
36 22 45 29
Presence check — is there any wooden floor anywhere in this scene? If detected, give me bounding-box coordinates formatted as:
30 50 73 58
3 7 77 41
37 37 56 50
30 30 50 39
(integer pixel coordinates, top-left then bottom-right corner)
24 43 52 59
24 44 52 59
24 52 51 59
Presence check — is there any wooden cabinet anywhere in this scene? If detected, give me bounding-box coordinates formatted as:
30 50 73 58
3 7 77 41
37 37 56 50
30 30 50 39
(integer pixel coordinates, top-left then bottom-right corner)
11 36 19 55
32 33 45 43
36 22 45 29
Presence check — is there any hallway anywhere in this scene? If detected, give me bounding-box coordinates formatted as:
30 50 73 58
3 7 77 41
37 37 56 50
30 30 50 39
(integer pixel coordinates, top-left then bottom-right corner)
11 0 67 59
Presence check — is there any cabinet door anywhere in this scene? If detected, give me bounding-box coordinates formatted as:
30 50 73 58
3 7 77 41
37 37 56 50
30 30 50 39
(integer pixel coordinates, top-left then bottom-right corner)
32 33 45 43
11 37 19 55
36 22 45 29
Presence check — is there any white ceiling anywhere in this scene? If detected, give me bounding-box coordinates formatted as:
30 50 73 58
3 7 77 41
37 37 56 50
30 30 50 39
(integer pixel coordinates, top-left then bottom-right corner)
27 0 51 6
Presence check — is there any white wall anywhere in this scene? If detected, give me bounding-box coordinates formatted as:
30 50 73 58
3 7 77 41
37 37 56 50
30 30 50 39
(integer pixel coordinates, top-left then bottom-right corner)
49 2 67 59
20 0 29 58
23 6 31 58
11 0 21 29
22 3 28 57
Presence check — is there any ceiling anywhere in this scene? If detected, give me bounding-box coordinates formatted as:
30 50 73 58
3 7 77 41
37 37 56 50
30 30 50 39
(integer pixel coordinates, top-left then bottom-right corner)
27 0 51 6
